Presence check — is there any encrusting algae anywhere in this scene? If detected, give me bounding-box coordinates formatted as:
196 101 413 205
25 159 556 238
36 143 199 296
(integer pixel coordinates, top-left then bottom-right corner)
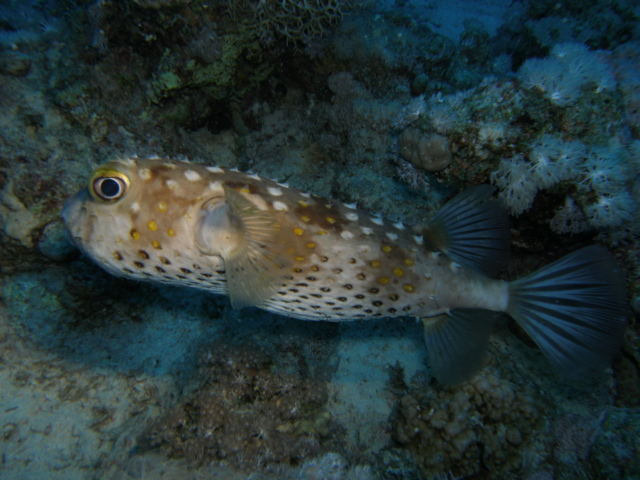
63 156 628 384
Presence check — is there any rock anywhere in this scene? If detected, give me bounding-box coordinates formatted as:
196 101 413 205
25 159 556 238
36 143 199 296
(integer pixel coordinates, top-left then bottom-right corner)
0 51 31 77
38 220 76 260
399 129 452 171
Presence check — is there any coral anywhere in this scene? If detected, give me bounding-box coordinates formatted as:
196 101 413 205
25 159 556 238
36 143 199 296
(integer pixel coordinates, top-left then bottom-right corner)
518 42 616 106
491 155 538 215
142 342 337 470
392 367 546 478
229 0 347 46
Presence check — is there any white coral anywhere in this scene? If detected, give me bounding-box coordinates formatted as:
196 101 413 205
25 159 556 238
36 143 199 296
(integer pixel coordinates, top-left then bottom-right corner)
518 42 616 106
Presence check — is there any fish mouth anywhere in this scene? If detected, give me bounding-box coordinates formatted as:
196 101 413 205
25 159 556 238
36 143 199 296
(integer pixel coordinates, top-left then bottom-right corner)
61 189 90 248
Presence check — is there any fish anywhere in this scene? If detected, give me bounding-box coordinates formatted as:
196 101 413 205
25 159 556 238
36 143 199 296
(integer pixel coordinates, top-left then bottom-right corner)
62 156 628 383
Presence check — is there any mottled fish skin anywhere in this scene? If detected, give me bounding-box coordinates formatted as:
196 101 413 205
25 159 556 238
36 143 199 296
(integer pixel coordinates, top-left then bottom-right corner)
63 156 508 322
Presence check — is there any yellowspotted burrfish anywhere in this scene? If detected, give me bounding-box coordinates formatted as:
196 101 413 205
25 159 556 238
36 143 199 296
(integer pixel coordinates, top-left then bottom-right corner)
62 156 628 384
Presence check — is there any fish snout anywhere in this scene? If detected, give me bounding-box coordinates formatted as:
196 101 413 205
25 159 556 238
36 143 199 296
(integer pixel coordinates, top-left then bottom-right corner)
61 190 90 247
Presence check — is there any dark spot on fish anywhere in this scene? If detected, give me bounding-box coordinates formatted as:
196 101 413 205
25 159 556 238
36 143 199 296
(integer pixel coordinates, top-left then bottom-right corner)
388 308 397 313
306 276 317 281
160 256 171 265
337 297 347 302
356 273 366 281
343 284 353 290
177 274 187 279
320 256 329 263
372 300 383 307
137 250 150 260
123 268 134 274
155 266 166 273
353 304 363 309
349 258 357 264
310 293 322 298
180 267 192 274
295 282 308 287
202 272 213 277
355 294 365 299
389 293 399 301
402 306 412 312
368 287 379 294
133 261 145 268
320 287 331 292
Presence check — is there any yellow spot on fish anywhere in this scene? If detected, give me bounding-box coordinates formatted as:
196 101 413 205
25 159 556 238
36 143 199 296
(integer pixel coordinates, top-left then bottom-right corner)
300 214 311 223
295 256 305 262
377 276 390 285
298 200 310 207
293 227 305 236
326 216 336 224
317 230 328 235
157 200 168 212
305 241 316 249
381 245 392 253
370 260 381 268
167 228 176 237
113 251 123 261
403 283 415 293
393 267 405 277
310 265 319 272
293 267 303 273
240 187 250 194
151 240 162 249
137 250 149 259
130 229 140 240
404 258 414 266
147 220 158 231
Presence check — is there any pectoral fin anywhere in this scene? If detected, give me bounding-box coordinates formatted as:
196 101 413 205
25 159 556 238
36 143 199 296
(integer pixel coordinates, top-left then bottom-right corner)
197 187 289 308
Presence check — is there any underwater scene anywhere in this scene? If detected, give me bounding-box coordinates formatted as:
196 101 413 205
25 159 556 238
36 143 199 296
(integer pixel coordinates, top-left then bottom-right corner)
1 0 639 479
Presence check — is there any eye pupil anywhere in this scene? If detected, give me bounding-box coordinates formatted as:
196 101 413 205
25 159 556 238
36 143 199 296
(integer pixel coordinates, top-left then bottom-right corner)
100 178 121 198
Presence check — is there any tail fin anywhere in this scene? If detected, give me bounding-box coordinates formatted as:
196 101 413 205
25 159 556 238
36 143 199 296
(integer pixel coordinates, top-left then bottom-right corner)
507 246 628 378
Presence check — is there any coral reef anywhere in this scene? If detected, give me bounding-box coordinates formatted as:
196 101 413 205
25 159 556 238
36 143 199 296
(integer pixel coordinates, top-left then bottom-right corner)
392 366 546 478
141 341 337 470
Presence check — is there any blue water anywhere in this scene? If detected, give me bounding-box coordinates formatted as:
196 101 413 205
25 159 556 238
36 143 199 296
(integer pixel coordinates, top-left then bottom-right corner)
0 0 638 479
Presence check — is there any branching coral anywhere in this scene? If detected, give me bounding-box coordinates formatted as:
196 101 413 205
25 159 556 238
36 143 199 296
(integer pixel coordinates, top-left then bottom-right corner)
229 0 348 46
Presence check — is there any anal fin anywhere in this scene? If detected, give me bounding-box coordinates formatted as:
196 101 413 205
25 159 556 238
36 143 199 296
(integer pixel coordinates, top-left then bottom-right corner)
422 309 494 385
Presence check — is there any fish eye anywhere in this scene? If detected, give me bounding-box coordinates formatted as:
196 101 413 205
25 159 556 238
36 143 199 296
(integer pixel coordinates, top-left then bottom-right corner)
90 170 130 202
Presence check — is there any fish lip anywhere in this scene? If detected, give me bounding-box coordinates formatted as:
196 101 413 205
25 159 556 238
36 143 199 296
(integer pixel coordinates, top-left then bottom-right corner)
61 189 90 247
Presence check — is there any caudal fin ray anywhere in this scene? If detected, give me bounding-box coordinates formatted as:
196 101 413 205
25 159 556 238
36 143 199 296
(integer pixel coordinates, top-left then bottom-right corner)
508 245 627 378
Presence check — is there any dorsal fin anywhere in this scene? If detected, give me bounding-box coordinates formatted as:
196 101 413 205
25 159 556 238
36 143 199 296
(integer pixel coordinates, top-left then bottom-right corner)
196 187 289 308
423 185 509 276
